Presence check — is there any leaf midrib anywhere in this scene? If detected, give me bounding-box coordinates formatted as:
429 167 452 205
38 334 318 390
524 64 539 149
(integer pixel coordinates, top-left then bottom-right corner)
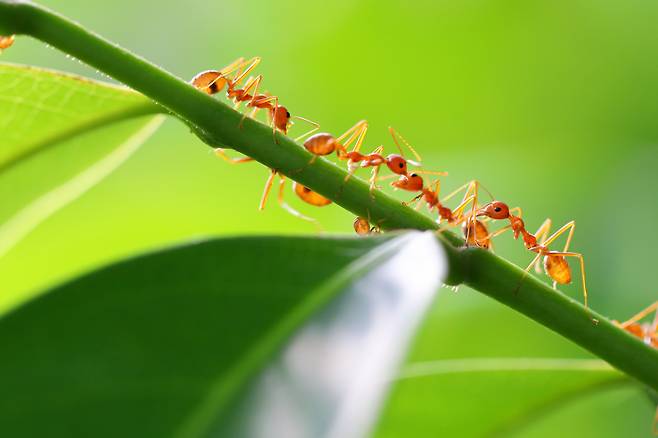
174 234 416 438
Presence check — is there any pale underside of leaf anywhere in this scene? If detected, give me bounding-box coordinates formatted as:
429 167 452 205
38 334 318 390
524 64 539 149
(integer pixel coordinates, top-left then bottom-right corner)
176 232 447 438
0 115 164 263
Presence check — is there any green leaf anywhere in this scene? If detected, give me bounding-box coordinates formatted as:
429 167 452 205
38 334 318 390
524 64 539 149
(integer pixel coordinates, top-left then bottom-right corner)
0 232 447 438
0 63 158 171
0 64 163 312
374 356 627 437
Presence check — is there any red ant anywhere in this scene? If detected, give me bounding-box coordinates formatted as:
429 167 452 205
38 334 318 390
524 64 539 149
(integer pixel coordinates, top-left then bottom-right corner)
258 170 331 229
0 35 13 51
303 124 445 191
613 301 658 434
353 215 382 235
462 218 493 249
615 301 658 347
463 205 523 250
390 175 501 247
475 201 589 308
356 127 448 190
392 175 488 226
192 57 317 147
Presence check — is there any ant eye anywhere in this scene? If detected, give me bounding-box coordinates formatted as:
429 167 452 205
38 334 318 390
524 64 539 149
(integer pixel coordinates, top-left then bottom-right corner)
398 162 404 168
286 111 291 118
410 173 418 178
494 207 501 212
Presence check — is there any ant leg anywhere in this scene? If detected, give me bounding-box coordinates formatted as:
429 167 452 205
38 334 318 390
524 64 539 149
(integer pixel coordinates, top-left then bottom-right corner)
451 194 476 220
441 181 476 204
276 175 323 230
215 148 254 164
368 166 381 198
514 252 543 294
219 57 247 76
528 219 576 280
246 106 261 122
388 127 423 163
509 206 523 217
237 75 264 127
459 182 481 244
534 218 553 245
533 219 552 272
192 58 249 93
374 174 400 183
544 251 588 309
619 301 658 329
542 221 576 250
431 178 442 197
259 169 277 211
414 169 450 177
247 94 281 140
354 145 385 192
486 224 513 240
292 116 320 142
231 56 262 88
336 120 369 154
454 195 479 244
403 194 424 208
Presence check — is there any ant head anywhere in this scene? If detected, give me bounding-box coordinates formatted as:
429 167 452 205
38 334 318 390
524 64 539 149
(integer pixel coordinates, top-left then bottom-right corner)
391 173 424 192
385 154 408 175
477 201 510 220
273 106 291 133
353 217 371 235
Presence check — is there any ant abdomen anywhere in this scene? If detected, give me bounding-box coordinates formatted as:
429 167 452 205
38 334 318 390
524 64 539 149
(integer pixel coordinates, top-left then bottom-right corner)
544 255 571 284
463 220 491 249
293 182 332 206
353 217 371 235
191 70 227 95
304 133 337 156
0 35 15 50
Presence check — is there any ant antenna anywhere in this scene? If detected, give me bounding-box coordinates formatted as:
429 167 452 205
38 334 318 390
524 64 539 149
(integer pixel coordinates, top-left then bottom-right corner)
388 127 423 164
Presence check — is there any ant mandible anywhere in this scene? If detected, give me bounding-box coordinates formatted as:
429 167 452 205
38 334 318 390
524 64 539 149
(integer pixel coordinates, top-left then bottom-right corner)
476 201 589 308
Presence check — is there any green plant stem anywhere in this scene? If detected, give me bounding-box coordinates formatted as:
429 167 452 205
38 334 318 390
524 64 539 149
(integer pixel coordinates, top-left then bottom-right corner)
2 0 658 392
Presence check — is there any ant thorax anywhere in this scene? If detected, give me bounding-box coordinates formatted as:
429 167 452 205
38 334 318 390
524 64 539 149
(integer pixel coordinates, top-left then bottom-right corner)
510 216 525 238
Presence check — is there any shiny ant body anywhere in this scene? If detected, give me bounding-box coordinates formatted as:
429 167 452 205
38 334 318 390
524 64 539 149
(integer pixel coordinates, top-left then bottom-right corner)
476 201 588 308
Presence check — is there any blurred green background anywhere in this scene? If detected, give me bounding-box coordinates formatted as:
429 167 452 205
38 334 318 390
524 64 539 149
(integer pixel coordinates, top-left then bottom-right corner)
2 0 657 436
